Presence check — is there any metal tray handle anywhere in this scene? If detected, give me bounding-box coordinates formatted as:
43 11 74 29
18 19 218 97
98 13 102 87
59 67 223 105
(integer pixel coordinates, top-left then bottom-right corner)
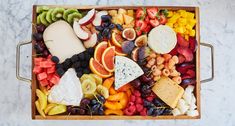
16 41 32 83
200 42 214 83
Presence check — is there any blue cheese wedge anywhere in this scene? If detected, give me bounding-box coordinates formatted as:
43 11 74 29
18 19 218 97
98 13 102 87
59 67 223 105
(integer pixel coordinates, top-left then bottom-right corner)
114 56 144 90
48 68 83 106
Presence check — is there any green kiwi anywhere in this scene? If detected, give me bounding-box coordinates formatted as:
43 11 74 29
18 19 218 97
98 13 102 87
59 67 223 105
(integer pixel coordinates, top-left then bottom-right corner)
67 12 82 24
46 9 53 24
36 6 49 14
51 7 65 22
63 9 78 21
37 14 41 24
40 11 49 26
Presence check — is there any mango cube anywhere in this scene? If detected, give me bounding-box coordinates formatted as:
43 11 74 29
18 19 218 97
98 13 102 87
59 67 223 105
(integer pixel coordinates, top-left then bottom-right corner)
189 29 196 37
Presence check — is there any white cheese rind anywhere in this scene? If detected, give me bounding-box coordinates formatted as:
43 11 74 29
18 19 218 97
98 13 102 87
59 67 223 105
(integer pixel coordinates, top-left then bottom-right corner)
114 56 144 90
48 68 83 106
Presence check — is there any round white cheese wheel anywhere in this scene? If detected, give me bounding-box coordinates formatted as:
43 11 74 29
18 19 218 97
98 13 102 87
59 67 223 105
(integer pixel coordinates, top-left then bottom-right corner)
148 25 177 54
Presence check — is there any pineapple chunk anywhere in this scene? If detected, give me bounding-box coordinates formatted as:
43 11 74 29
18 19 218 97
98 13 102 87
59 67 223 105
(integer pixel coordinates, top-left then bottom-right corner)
108 10 118 17
123 20 135 28
113 14 124 25
127 10 134 17
118 8 127 15
123 14 134 25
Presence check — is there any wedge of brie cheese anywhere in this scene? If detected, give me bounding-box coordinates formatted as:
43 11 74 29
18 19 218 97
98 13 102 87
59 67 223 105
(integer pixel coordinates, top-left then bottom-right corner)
48 68 83 106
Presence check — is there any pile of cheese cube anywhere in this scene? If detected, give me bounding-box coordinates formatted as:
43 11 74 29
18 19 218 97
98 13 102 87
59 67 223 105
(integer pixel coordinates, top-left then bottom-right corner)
166 10 197 40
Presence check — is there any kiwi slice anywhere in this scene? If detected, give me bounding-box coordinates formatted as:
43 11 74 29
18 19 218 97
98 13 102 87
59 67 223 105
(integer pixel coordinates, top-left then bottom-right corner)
46 9 53 24
80 74 96 83
37 15 41 24
67 12 82 24
51 7 65 22
81 79 96 94
40 11 49 26
36 6 49 14
63 9 78 20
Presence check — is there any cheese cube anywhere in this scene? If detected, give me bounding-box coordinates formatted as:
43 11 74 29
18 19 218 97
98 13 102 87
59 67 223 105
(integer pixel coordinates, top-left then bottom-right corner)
152 76 184 108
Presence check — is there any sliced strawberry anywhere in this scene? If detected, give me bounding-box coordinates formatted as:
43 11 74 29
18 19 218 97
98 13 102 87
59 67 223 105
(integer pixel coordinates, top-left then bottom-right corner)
178 54 186 64
136 8 146 19
149 19 160 27
146 8 158 19
177 47 193 62
188 37 198 52
177 33 189 47
159 15 167 24
135 20 147 31
186 69 196 78
142 25 152 34
136 30 142 36
144 16 150 24
169 44 179 56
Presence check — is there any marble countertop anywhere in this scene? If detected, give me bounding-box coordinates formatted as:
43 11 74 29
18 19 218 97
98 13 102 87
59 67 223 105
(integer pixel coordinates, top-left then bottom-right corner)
0 0 235 126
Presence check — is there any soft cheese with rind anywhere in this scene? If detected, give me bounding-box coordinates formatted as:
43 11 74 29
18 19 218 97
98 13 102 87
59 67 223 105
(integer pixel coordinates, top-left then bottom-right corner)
152 76 184 108
48 68 83 106
148 25 177 54
114 56 144 90
43 20 85 63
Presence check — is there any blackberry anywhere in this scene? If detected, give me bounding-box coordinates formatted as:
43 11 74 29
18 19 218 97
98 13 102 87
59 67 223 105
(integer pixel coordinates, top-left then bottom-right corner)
78 53 85 60
73 62 81 68
51 56 60 64
71 55 78 63
56 68 65 77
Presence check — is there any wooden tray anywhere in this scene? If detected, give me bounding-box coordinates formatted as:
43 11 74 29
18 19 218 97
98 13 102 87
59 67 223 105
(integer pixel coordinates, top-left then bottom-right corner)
16 5 214 120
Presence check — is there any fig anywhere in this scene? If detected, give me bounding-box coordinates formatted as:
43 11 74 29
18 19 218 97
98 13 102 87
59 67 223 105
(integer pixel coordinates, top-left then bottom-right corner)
134 34 148 47
177 47 193 62
121 41 135 54
122 28 136 41
138 46 151 60
131 47 139 61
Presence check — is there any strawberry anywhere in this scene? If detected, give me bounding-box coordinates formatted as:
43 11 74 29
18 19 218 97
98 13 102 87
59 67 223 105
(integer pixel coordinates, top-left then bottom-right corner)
149 19 160 27
136 8 146 19
144 16 150 24
135 20 147 31
146 8 158 19
159 15 167 24
177 33 189 48
142 25 152 34
136 29 142 36
177 47 193 62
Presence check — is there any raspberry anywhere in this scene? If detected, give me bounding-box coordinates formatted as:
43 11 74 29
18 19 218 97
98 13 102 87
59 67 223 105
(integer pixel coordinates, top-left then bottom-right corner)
133 90 141 97
136 104 144 112
124 105 136 116
130 95 136 102
140 108 147 116
146 95 154 102
135 97 143 104
128 102 134 107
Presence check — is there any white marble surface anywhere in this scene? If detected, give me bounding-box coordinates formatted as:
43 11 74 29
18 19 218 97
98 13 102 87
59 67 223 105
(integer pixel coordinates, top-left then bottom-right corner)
0 0 235 125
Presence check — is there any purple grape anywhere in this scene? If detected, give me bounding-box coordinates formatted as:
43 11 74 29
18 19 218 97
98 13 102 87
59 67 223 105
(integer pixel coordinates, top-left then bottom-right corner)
36 24 46 33
130 79 141 89
78 108 86 115
80 98 91 108
42 50 49 57
139 74 152 82
33 33 43 41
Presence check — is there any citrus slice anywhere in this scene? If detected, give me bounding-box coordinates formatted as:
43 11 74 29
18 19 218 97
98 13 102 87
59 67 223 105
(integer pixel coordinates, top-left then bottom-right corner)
94 41 108 63
102 46 115 72
108 40 127 56
89 58 112 78
111 32 125 47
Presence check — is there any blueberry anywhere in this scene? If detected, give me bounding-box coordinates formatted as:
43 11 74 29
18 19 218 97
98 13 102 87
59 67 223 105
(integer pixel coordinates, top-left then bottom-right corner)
83 68 91 74
102 28 109 37
90 99 98 106
95 26 104 31
108 23 115 29
102 22 110 28
97 32 103 41
78 53 85 60
98 106 104 115
101 15 111 22
107 32 111 39
73 62 81 68
56 68 65 77
147 108 154 116
163 108 172 115
51 56 60 64
71 55 78 63
87 48 95 55
116 24 123 31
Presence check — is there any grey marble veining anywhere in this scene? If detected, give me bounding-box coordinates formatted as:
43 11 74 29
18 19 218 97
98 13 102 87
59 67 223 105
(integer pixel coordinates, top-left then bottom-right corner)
0 0 235 125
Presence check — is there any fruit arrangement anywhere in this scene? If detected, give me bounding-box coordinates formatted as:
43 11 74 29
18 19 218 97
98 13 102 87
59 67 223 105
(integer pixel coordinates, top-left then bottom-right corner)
33 6 199 118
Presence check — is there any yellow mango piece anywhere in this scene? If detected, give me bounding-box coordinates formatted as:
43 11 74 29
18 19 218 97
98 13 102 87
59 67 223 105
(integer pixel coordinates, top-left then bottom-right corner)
35 100 46 118
39 85 49 96
176 27 185 34
186 12 195 19
173 23 179 28
171 14 180 22
185 29 190 34
44 103 57 115
178 18 187 25
189 29 196 37
127 10 134 17
186 24 193 30
48 104 66 115
166 22 174 28
123 14 134 25
188 19 196 27
36 89 47 110
108 10 118 17
118 8 127 15
167 11 173 17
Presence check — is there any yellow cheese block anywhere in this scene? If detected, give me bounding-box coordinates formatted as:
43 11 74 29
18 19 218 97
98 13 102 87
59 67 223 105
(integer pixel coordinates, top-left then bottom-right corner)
152 76 184 108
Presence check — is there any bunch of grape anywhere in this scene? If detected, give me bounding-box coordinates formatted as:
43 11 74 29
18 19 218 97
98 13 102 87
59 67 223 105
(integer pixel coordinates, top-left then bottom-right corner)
33 24 50 57
56 48 94 77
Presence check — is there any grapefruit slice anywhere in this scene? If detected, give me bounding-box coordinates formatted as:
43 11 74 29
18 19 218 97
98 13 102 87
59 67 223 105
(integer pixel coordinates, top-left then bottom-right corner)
111 32 125 47
102 46 115 72
94 41 108 63
108 41 127 56
89 58 112 78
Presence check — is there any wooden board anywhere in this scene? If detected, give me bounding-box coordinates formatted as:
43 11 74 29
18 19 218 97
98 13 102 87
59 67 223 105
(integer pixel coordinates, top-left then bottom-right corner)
31 5 200 120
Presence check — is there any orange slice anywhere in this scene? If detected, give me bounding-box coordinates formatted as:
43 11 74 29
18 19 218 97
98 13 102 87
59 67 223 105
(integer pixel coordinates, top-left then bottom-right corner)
102 46 115 72
94 41 108 64
111 32 125 48
89 58 112 78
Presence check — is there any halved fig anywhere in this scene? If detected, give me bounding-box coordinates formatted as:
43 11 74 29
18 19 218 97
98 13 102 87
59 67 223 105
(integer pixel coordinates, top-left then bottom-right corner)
121 41 135 54
176 63 195 74
79 9 96 26
73 19 90 40
122 28 136 41
131 47 139 61
188 37 198 52
84 33 97 48
177 33 189 48
177 47 193 62
134 34 147 47
92 11 108 26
